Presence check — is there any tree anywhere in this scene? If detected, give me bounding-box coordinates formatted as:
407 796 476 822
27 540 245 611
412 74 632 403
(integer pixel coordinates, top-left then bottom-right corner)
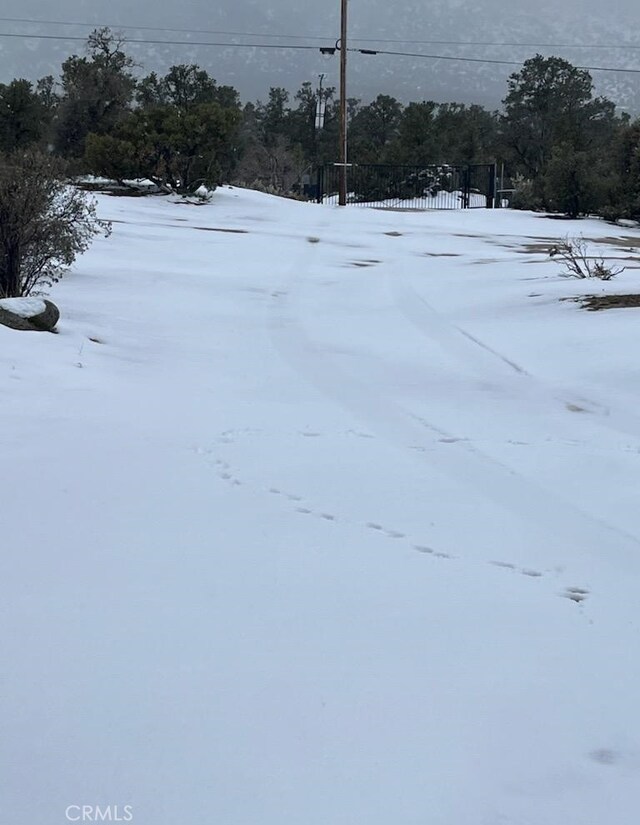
233 136 307 194
85 101 241 192
105 65 243 188
0 80 49 153
349 94 403 163
256 87 291 148
431 103 498 164
137 65 240 111
55 28 136 158
602 119 640 220
542 143 605 218
501 55 616 180
393 101 438 164
0 151 109 298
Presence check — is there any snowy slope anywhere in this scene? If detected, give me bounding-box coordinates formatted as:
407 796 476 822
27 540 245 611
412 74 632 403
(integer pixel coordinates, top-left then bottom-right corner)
2 188 640 825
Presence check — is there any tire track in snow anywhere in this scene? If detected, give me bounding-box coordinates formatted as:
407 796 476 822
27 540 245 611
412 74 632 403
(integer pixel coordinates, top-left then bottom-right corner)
267 247 640 571
393 276 640 439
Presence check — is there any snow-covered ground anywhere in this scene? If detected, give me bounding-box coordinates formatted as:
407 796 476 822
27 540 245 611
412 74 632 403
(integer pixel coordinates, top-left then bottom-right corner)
2 188 640 825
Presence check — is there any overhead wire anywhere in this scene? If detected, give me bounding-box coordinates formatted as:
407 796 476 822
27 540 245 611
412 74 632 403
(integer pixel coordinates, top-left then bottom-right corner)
356 47 640 74
0 32 321 50
0 25 638 75
1 14 640 51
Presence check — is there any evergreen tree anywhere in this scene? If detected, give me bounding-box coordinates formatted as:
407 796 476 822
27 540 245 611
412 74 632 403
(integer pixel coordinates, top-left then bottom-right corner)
349 94 403 163
55 28 136 158
501 54 616 179
0 79 50 153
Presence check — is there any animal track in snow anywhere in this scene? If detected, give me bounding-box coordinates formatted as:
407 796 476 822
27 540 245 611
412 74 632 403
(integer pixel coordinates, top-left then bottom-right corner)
196 438 585 601
563 586 589 603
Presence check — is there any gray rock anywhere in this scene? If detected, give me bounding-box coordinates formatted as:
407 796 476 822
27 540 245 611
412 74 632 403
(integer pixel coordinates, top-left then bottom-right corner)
0 299 60 332
29 300 60 331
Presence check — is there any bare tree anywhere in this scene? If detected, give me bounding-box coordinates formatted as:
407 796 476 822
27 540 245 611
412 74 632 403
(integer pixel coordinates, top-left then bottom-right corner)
0 150 110 298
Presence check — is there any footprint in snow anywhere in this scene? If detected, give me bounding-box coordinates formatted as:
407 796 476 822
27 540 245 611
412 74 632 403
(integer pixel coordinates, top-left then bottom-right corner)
490 560 517 570
563 587 589 603
589 748 621 766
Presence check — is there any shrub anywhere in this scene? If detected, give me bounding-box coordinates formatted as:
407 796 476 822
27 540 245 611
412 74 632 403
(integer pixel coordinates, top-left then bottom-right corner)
549 236 624 280
0 150 110 297
510 174 545 211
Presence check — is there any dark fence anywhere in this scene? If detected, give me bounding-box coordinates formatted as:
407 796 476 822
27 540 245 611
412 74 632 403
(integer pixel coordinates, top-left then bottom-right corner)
315 163 497 209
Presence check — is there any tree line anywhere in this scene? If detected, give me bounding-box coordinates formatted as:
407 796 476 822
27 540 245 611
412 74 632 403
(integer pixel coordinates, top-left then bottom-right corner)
1 29 640 220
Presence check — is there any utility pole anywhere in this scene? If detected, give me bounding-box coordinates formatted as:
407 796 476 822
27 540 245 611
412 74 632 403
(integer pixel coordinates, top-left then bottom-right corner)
338 0 348 206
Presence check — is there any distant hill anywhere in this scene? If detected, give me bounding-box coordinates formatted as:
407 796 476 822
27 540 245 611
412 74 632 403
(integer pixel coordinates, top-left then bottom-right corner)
1 0 639 112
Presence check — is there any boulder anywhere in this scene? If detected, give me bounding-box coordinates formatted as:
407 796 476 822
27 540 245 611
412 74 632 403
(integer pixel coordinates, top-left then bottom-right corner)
0 298 60 332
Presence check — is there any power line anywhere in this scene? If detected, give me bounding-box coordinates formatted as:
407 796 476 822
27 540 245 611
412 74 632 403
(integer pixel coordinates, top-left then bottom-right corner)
1 29 639 75
355 38 640 50
0 16 334 41
2 15 640 52
0 32 321 50
351 47 640 74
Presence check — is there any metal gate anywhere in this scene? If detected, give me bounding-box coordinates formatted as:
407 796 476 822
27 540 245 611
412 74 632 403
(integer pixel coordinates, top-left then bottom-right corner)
316 163 497 209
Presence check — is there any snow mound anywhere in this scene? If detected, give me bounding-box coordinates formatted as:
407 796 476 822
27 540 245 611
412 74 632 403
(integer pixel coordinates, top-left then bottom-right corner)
0 297 47 318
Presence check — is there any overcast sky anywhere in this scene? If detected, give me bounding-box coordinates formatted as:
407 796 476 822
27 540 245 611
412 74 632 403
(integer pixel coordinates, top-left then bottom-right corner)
2 0 640 108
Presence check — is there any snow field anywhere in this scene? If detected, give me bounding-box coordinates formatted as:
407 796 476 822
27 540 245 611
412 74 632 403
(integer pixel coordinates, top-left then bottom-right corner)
2 187 640 824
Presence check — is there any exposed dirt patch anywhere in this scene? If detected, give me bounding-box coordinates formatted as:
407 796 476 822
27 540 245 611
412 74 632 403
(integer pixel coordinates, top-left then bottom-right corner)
586 236 639 250
517 241 557 254
573 294 640 311
423 252 461 257
497 234 640 259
